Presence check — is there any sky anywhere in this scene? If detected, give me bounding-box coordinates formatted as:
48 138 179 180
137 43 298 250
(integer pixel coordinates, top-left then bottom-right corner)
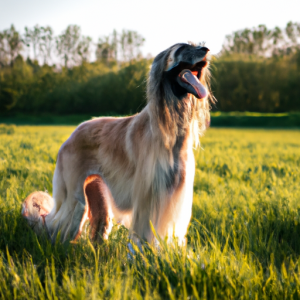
0 0 299 57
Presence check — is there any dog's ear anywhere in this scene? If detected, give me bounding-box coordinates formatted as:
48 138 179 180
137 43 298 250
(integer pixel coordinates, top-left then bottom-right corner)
73 175 113 242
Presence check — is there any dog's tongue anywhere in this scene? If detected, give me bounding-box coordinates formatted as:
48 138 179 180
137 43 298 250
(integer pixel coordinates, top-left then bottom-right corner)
179 69 208 99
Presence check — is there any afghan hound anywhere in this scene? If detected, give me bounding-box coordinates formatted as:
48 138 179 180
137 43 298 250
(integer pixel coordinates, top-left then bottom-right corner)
22 43 212 245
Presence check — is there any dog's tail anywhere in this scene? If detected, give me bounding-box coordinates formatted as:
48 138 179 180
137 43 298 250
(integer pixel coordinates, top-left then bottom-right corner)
21 175 113 243
22 191 54 235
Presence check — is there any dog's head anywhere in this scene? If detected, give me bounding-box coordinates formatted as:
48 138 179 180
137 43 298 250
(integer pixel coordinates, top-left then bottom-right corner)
147 43 212 148
164 43 210 99
148 43 211 101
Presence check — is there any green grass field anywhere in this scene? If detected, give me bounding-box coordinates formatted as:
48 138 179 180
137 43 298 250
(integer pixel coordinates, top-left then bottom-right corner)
1 124 300 299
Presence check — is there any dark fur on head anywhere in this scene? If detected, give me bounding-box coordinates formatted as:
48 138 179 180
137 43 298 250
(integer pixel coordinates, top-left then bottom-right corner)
147 43 213 149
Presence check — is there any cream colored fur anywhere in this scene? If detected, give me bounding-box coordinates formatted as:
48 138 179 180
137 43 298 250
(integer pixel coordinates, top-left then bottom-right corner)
24 43 211 245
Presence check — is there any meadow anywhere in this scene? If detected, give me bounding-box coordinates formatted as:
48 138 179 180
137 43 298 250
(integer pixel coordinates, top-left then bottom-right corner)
0 124 300 299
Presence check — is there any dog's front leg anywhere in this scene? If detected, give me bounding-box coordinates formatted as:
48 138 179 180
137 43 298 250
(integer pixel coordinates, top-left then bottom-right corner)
129 196 156 245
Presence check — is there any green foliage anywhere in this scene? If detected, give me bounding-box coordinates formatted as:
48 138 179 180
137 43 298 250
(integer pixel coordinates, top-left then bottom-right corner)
0 58 150 115
1 51 300 115
0 124 15 134
1 126 300 299
0 21 300 115
212 51 300 112
210 112 300 127
213 21 300 113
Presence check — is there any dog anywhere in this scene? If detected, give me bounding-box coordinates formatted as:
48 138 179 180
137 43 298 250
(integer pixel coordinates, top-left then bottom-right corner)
22 43 212 245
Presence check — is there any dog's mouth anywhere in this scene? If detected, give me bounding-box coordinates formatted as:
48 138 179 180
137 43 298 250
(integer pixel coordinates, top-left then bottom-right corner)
165 46 210 100
176 60 208 99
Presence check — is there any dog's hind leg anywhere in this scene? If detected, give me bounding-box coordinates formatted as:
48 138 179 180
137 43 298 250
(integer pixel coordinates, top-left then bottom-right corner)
70 175 114 243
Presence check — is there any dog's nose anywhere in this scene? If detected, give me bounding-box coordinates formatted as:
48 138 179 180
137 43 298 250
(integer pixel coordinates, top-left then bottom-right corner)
201 47 210 53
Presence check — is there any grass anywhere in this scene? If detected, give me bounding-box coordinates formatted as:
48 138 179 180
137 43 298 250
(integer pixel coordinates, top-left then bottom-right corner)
1 112 300 127
1 124 300 299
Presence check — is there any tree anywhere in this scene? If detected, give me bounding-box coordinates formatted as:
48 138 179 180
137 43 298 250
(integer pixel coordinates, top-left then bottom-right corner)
221 25 273 56
119 30 145 62
0 31 7 67
24 25 43 61
56 25 81 68
76 35 92 64
96 35 117 64
284 22 300 53
96 29 145 65
220 22 300 58
3 25 22 67
40 26 54 65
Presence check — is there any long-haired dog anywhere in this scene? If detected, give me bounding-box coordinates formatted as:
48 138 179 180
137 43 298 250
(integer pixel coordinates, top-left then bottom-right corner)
22 43 212 245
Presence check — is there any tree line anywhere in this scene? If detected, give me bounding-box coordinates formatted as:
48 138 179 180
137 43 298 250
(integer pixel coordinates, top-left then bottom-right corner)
0 24 145 68
221 22 300 57
215 21 300 112
0 22 300 115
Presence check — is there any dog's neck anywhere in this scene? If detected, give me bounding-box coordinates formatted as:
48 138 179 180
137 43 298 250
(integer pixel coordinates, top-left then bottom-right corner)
147 93 200 151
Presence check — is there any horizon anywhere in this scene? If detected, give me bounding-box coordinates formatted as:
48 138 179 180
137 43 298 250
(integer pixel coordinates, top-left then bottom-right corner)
1 0 299 59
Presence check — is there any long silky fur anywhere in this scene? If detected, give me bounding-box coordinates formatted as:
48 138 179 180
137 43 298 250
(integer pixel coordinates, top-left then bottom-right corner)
24 43 212 245
148 44 212 149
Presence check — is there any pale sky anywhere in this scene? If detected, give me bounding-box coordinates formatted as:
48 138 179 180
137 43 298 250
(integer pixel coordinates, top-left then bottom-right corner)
0 0 299 57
